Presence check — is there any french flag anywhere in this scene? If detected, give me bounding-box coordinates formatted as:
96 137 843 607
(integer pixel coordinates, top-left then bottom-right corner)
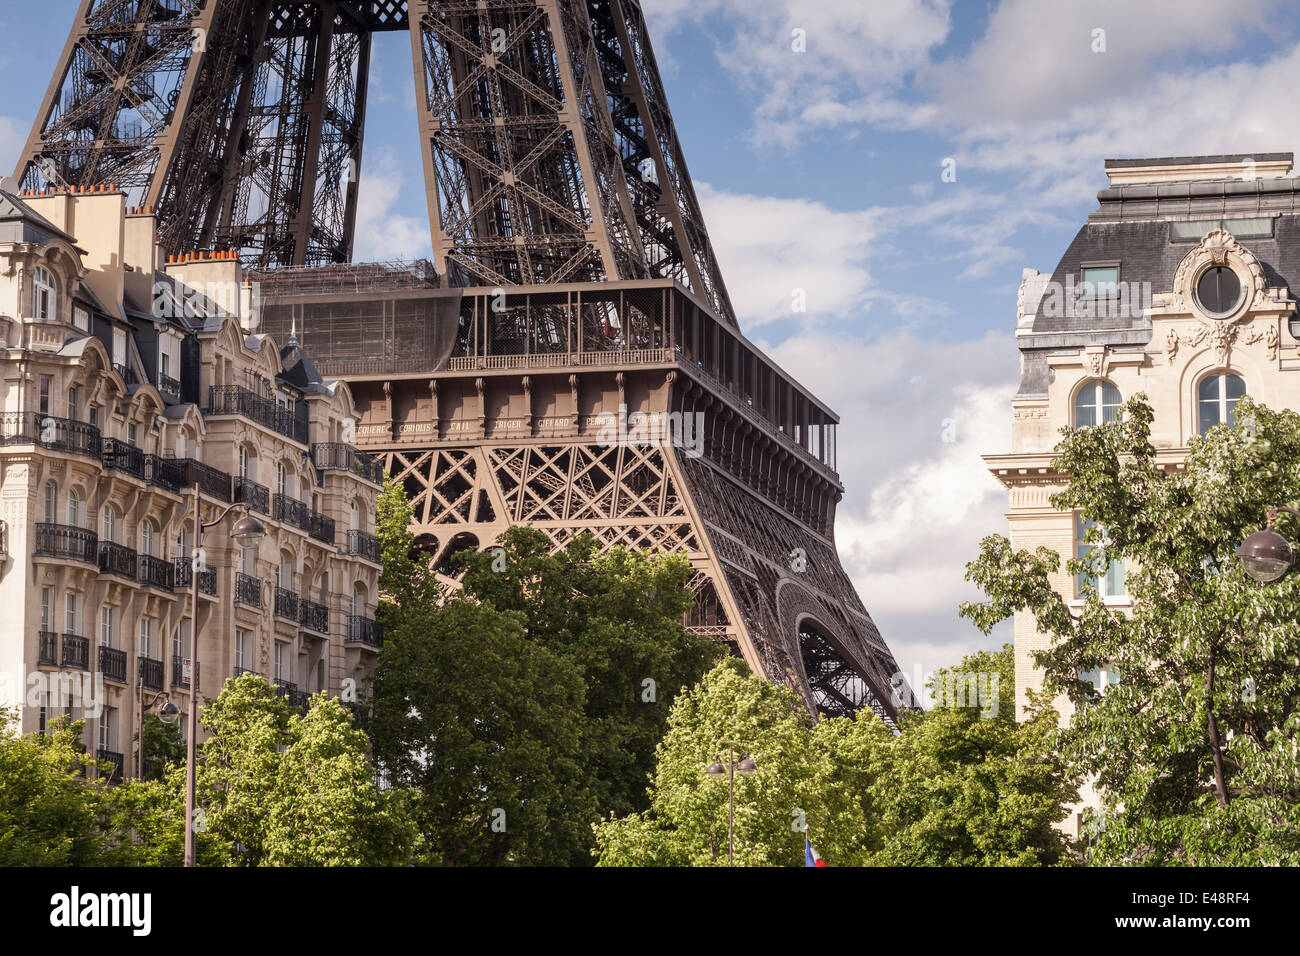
805 836 827 867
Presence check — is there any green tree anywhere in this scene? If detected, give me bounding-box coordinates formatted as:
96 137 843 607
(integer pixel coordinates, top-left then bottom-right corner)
961 395 1300 865
370 478 720 864
0 709 112 865
135 712 185 782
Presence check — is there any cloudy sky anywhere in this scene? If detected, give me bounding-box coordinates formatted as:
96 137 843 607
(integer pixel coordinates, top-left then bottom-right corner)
5 0 1300 688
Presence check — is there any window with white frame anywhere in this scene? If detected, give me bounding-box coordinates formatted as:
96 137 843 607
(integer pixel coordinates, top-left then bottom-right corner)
66 386 79 419
172 619 191 660
66 489 82 528
43 482 56 522
349 500 359 532
99 605 116 648
139 617 153 659
1074 380 1122 428
235 629 250 673
65 592 79 635
1076 513 1127 599
140 519 155 557
277 462 287 498
33 265 56 319
98 706 116 751
101 505 117 544
73 306 89 332
41 587 53 631
1198 373 1246 437
274 641 287 681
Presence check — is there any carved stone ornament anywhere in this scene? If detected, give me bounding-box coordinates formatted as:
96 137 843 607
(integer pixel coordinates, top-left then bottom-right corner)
1165 229 1275 364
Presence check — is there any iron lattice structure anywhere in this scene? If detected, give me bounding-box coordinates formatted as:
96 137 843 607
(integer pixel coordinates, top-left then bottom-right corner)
16 0 734 324
20 0 911 720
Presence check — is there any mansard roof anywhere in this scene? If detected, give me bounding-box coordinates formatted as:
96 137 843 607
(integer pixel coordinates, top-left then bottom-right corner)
0 184 77 246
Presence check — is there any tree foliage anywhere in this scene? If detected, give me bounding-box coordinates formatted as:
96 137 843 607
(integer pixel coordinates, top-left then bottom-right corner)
595 648 1076 866
961 395 1300 865
370 477 721 865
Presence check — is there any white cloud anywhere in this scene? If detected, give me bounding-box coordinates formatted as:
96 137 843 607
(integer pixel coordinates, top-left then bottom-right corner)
695 182 879 327
351 147 432 263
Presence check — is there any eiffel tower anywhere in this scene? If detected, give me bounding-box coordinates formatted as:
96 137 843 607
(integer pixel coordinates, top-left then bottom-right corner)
17 0 911 722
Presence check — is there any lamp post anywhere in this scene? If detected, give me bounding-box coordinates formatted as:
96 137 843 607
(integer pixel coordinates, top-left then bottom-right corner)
136 685 179 780
183 496 265 868
704 744 757 866
1237 506 1300 582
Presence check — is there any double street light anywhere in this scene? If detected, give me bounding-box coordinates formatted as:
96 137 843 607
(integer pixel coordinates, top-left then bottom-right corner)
704 744 757 866
1237 506 1300 582
182 498 265 867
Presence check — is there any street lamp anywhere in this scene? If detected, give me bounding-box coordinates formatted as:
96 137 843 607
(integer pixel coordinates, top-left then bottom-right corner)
136 688 179 780
183 499 265 867
1237 506 1300 582
703 743 757 866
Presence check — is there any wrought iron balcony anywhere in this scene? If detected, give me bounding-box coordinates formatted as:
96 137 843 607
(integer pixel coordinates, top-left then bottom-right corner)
235 572 261 608
138 656 164 691
176 458 232 501
102 437 144 478
112 362 137 385
158 373 182 401
98 646 128 684
345 615 383 649
345 529 382 563
98 541 138 579
172 558 217 595
234 476 270 515
145 454 183 493
96 749 124 784
308 510 335 545
272 493 310 531
311 442 384 484
0 411 101 458
62 634 89 670
299 598 329 634
35 523 98 564
274 587 299 621
38 630 58 666
139 554 174 591
208 385 307 444
171 655 191 689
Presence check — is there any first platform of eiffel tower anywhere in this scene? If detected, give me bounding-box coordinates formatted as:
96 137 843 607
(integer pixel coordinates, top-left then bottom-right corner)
17 0 913 722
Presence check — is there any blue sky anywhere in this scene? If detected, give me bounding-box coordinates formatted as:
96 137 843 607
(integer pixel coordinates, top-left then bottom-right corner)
6 0 1300 687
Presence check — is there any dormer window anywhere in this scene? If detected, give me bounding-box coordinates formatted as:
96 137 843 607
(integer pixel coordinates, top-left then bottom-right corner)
33 266 56 319
1081 266 1119 297
73 306 90 332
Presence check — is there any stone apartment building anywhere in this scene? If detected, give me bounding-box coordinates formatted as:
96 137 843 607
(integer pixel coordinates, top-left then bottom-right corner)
986 153 1300 836
0 180 384 781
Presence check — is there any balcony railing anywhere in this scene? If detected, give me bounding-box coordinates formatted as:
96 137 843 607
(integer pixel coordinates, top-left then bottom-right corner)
311 443 385 484
208 386 307 444
138 656 164 691
345 615 383 649
272 493 310 531
98 541 138 579
101 438 144 478
173 559 217 595
299 598 329 634
112 363 137 386
177 458 233 502
171 655 191 689
62 634 89 670
0 412 101 458
145 455 183 493
236 572 261 608
98 646 127 684
308 511 335 546
234 476 270 515
96 749 124 784
38 630 58 666
158 374 182 400
139 554 174 591
35 524 98 564
345 529 382 563
274 587 299 621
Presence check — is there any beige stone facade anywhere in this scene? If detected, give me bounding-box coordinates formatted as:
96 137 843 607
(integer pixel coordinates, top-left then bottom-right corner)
0 181 383 781
986 153 1300 837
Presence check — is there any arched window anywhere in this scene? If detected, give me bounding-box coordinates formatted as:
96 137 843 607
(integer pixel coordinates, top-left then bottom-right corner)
140 519 156 557
350 583 367 618
43 482 56 523
66 489 83 528
349 500 359 532
277 553 293 591
1198 373 1246 436
239 445 251 479
33 266 56 319
276 462 287 498
1073 380 1122 427
101 505 117 544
